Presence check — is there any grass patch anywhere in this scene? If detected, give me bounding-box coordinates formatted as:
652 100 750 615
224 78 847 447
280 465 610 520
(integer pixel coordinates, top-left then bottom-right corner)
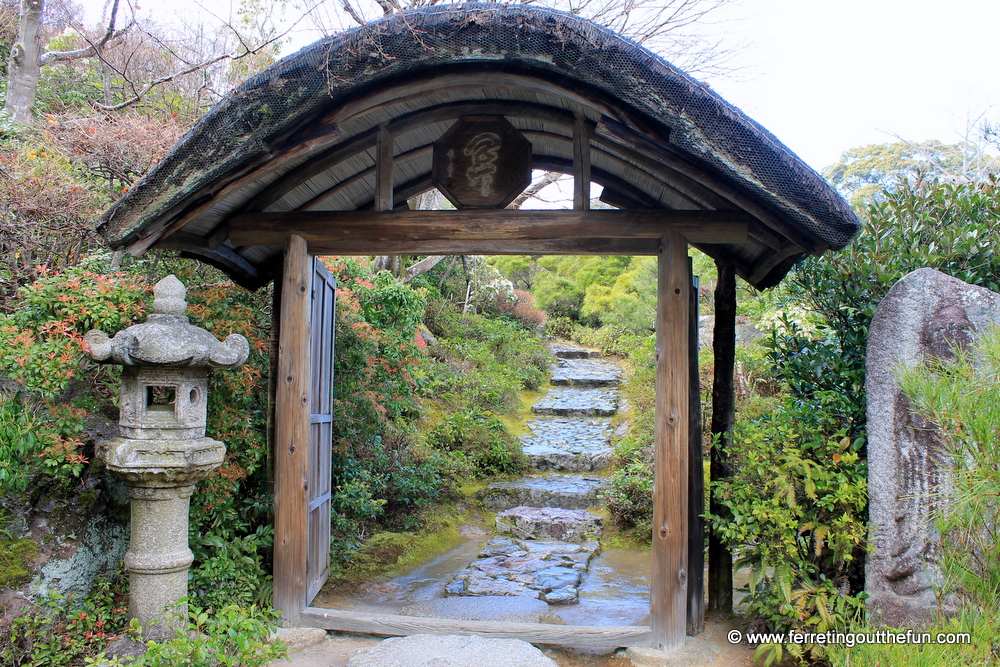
830 608 993 667
329 505 487 583
495 387 550 438
588 506 651 550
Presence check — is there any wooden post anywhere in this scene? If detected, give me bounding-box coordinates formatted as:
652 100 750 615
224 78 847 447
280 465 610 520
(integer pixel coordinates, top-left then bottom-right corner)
573 113 591 211
687 266 704 635
375 124 393 212
652 230 689 650
273 234 311 626
708 259 736 613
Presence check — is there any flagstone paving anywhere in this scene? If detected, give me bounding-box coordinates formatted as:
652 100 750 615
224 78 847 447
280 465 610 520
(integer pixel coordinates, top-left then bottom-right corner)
461 343 623 606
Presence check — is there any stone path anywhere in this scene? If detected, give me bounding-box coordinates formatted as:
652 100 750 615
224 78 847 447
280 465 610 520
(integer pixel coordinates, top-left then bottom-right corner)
445 507 602 604
457 342 624 606
269 342 761 666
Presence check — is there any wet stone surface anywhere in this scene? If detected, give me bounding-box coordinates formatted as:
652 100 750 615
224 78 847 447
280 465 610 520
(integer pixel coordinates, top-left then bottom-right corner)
548 342 601 359
531 388 618 417
519 417 613 472
549 358 622 388
496 506 602 543
399 595 560 623
478 475 606 511
445 535 601 605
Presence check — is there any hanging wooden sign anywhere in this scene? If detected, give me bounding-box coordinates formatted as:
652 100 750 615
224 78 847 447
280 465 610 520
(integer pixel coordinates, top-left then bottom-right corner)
432 116 532 209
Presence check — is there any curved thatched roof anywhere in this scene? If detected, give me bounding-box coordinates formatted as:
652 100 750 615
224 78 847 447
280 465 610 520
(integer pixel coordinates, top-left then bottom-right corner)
97 3 859 289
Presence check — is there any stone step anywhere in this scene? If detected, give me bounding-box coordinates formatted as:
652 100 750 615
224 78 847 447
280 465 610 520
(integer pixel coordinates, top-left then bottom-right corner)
477 474 606 511
548 342 601 359
445 508 602 605
346 634 559 667
549 358 622 388
520 415 613 472
530 387 618 417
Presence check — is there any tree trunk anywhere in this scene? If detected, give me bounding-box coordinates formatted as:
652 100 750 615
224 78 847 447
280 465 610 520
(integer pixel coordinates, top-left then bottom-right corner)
4 0 45 123
403 255 446 282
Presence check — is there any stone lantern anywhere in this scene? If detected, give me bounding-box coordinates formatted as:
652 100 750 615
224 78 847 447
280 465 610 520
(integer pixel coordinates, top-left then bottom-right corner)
84 275 249 639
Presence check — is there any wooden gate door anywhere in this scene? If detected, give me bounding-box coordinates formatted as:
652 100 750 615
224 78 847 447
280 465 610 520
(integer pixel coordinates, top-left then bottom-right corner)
306 257 336 604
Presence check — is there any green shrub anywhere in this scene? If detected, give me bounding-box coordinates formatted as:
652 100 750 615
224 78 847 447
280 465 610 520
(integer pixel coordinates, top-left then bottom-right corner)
603 335 656 539
2 576 130 666
544 316 574 339
573 324 645 359
89 603 285 667
425 410 526 479
603 458 653 537
709 404 868 665
716 176 1000 662
188 525 274 610
421 304 550 408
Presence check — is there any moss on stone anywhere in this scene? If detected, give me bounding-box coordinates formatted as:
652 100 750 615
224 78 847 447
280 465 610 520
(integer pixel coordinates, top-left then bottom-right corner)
332 506 483 583
0 536 38 588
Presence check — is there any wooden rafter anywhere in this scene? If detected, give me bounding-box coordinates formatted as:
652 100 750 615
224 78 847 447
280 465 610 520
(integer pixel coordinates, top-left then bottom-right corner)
595 117 826 256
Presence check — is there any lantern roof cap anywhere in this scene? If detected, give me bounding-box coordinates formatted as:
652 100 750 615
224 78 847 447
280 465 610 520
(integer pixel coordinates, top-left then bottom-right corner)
84 275 249 368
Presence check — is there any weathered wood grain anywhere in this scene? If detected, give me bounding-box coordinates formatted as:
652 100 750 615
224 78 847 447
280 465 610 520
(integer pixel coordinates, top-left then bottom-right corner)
272 235 311 627
432 116 533 209
687 263 704 636
375 125 394 212
652 231 689 650
299 607 651 648
573 113 591 211
708 260 737 614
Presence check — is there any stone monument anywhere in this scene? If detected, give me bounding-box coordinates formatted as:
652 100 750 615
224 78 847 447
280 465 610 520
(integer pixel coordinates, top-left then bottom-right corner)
866 268 1000 626
84 275 249 639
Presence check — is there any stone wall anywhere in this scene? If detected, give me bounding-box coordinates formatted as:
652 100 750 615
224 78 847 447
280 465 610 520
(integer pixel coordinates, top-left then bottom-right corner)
866 268 1000 626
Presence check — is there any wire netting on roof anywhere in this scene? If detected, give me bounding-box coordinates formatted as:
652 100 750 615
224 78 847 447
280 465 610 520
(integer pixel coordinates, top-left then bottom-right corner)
99 3 858 254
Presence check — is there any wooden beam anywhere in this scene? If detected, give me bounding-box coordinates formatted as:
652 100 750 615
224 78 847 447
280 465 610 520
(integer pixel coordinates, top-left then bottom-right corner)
299 607 651 648
375 124 393 212
241 97 581 214
228 210 750 251
652 231 689 650
573 113 591 211
272 234 311 626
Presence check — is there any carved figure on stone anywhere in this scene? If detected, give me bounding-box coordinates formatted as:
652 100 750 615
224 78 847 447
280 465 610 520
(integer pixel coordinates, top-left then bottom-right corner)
866 268 1000 627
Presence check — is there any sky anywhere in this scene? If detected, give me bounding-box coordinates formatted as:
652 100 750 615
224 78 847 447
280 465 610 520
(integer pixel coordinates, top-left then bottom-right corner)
75 0 1000 173
706 0 1000 171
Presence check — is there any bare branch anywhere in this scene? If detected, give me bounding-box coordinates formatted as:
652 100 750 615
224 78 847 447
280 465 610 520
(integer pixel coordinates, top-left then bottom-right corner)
507 171 564 209
93 1 325 112
94 51 233 111
341 1 367 26
39 0 132 65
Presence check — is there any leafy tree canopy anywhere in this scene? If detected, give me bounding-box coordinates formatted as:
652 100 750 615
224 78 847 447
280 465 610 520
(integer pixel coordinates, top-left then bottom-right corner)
822 140 1000 207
